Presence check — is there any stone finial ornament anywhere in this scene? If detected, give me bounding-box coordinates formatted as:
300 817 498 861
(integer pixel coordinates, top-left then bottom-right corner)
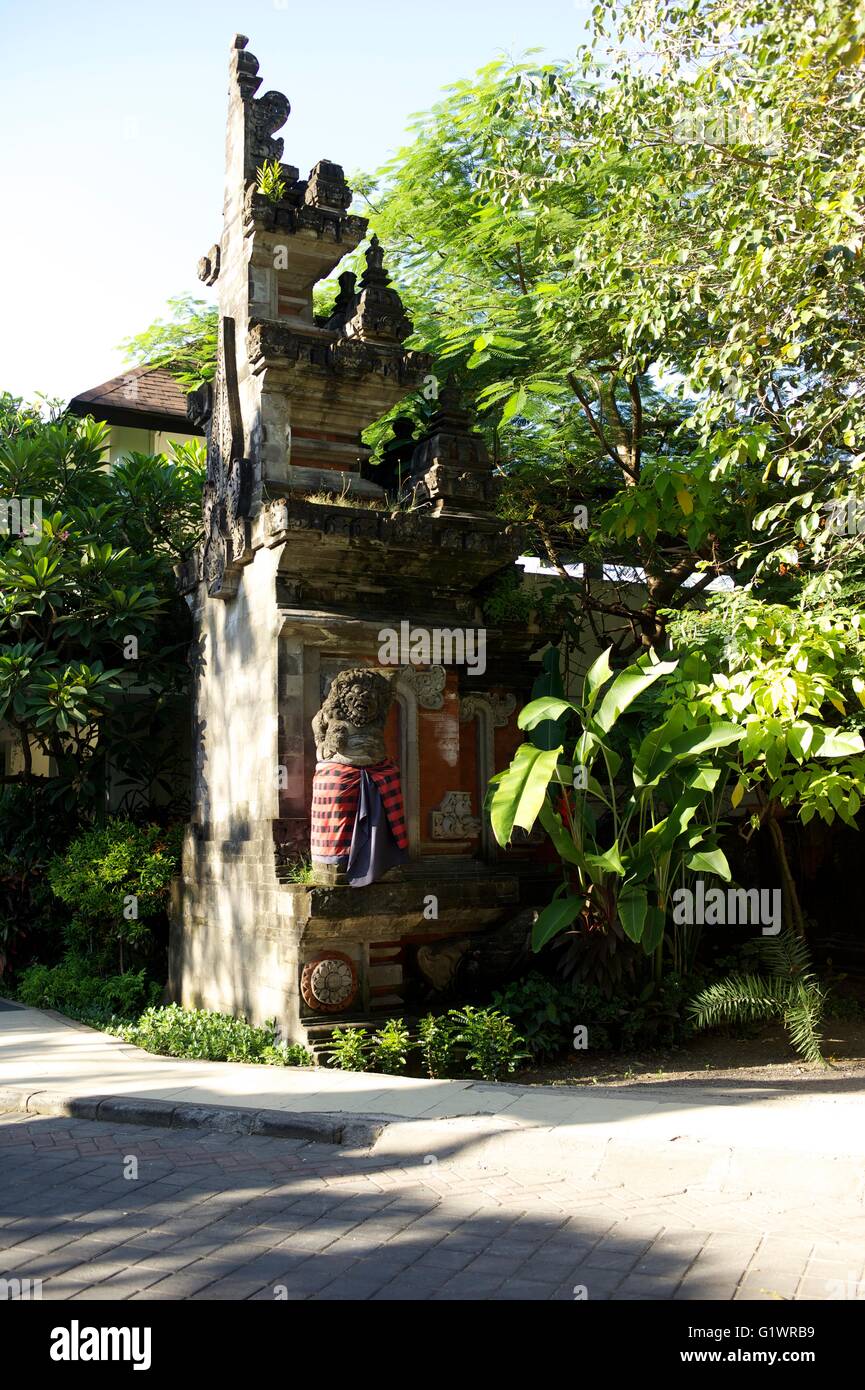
304 159 352 213
325 271 359 329
404 375 499 517
342 236 413 344
312 668 394 766
229 34 291 179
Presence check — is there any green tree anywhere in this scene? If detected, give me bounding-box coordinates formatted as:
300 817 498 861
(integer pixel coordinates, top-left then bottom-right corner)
362 0 865 652
119 294 218 394
0 394 203 811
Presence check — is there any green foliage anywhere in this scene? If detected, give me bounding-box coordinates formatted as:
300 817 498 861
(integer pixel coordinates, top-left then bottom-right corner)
664 594 865 828
370 1017 411 1074
119 295 218 393
481 568 542 627
16 955 158 1021
48 819 180 922
362 0 865 657
617 974 696 1050
328 1026 370 1072
47 819 181 973
527 645 569 752
490 645 740 959
360 63 753 653
282 856 315 885
256 158 287 204
689 931 827 1065
448 1005 528 1081
492 972 582 1059
113 1005 309 1065
417 1012 457 1078
262 1041 314 1067
0 397 204 817
493 969 696 1055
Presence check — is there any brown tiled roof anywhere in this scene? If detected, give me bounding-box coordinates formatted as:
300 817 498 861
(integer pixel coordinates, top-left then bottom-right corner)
68 365 203 434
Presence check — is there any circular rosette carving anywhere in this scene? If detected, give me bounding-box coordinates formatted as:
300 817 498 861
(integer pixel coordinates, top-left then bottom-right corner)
301 952 358 1014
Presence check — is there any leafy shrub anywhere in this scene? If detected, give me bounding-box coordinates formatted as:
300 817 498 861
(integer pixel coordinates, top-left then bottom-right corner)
113 1004 301 1064
0 400 203 832
493 972 584 1059
418 1012 457 1078
449 1006 528 1082
17 955 158 1021
619 974 695 1049
370 1017 410 1074
48 819 181 973
328 1026 370 1071
494 968 705 1056
261 1041 314 1067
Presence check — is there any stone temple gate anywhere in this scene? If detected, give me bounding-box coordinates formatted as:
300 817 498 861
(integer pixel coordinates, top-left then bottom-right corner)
168 35 551 1046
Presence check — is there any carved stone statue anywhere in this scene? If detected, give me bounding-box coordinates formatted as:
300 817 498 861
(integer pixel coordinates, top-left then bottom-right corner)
312 668 393 766
310 668 408 886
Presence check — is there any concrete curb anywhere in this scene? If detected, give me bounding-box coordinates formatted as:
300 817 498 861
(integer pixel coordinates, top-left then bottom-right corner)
0 1085 385 1149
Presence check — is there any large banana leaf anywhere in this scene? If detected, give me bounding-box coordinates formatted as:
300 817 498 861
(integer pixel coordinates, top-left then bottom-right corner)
582 646 614 715
633 720 745 787
527 646 570 751
618 883 648 943
490 742 562 845
594 655 678 733
532 892 586 951
538 798 586 868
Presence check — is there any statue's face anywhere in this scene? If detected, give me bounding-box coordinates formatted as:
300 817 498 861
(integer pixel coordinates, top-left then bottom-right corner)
350 688 380 725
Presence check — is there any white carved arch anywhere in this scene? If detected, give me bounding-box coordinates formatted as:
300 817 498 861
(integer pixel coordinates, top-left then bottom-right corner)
459 692 516 860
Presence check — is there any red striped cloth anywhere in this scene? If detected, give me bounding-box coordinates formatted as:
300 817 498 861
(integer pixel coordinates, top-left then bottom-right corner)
310 759 408 860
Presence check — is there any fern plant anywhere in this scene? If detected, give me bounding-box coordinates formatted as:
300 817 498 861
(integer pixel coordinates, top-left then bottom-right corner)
688 932 827 1065
256 158 286 204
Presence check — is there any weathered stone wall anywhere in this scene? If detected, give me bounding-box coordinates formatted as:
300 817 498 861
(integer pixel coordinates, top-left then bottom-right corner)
169 543 298 1030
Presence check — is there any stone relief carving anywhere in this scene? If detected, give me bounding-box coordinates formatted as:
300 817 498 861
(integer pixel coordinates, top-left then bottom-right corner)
431 791 481 840
300 952 358 1013
416 938 471 991
459 692 516 728
393 664 446 710
200 316 253 600
305 159 352 213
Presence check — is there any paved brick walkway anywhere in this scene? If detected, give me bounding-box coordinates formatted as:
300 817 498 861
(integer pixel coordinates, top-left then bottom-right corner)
2 1112 863 1301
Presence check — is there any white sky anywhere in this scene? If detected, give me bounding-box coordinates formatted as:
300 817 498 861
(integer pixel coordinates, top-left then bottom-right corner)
0 0 592 404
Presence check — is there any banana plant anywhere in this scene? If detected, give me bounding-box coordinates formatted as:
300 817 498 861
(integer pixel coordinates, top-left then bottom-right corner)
489 646 746 970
